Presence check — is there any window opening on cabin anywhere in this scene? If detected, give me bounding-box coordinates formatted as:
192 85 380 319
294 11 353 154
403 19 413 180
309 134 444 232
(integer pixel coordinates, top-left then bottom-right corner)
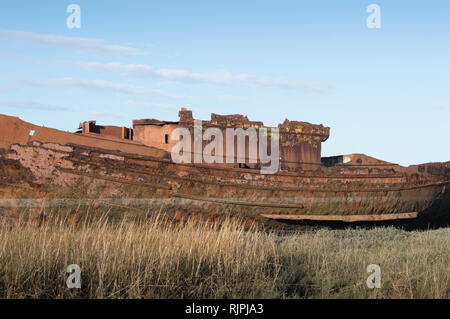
165 134 169 144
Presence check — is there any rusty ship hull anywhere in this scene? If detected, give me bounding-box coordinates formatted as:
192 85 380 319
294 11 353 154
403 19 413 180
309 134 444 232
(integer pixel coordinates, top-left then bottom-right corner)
0 114 449 224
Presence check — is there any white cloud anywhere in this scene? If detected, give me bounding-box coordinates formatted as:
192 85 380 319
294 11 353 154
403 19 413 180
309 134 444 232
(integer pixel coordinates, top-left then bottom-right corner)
0 99 70 111
0 98 182 118
13 77 179 98
0 50 27 58
0 29 145 57
64 61 334 93
427 104 447 110
9 77 253 103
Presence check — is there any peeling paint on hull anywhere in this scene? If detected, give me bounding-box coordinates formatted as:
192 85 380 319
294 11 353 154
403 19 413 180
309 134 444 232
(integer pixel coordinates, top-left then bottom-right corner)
0 114 448 223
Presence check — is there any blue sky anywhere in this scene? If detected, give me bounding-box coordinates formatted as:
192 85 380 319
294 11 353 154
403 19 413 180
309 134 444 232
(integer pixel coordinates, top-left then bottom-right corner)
0 0 448 165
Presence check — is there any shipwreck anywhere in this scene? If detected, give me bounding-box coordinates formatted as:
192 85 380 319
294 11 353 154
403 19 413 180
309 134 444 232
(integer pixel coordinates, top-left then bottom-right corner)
0 108 448 224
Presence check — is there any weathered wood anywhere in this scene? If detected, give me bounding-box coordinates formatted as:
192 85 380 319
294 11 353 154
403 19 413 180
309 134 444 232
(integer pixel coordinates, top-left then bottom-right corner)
260 212 418 222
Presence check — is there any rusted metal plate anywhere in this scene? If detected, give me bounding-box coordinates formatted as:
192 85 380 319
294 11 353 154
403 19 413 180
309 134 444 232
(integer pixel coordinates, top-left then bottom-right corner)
260 212 418 222
171 193 304 208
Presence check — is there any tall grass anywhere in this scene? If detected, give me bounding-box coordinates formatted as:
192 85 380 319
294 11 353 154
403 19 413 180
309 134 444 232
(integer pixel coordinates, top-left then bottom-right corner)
0 212 448 299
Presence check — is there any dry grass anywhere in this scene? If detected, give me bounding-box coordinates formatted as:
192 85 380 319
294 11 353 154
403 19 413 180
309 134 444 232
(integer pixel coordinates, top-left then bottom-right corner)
0 212 448 299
